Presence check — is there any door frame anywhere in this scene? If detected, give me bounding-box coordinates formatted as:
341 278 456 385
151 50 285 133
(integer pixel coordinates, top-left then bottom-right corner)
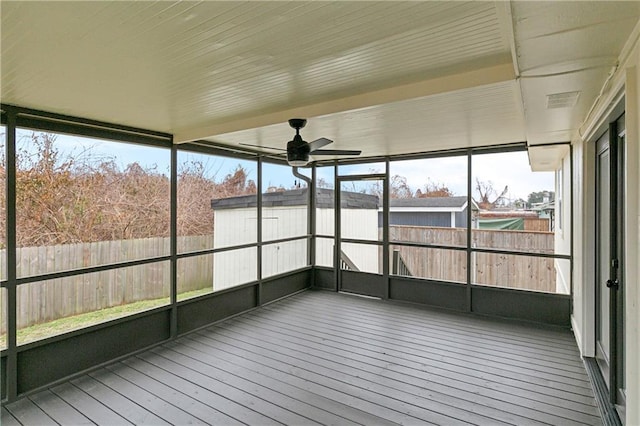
595 129 611 384
335 172 388 297
594 115 626 409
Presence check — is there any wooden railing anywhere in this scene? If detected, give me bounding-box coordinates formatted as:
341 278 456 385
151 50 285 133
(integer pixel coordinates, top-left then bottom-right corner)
392 249 412 277
339 249 360 271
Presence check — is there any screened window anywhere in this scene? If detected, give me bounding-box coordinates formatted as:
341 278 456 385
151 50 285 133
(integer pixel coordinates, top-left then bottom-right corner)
16 261 170 345
178 150 257 252
15 129 170 276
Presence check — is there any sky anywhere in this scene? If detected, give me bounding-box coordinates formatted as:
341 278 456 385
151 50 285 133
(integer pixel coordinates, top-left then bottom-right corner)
14 128 554 201
318 153 554 202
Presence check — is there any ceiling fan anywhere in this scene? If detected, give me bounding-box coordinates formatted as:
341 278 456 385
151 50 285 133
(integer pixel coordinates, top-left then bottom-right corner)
239 118 361 166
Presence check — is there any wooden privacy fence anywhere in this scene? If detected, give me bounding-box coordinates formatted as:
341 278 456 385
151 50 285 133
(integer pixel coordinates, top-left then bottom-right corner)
0 235 213 333
524 218 551 232
0 227 557 333
389 225 556 292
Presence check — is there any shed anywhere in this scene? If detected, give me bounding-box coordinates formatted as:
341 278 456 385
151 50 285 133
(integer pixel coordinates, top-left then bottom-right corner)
379 196 479 228
211 188 380 289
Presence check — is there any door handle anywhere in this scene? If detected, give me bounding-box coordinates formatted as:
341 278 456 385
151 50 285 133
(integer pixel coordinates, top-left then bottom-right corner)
606 279 619 290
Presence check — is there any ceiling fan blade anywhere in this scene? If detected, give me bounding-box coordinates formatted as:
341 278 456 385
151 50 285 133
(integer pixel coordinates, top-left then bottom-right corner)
310 149 362 156
239 142 286 152
307 137 333 152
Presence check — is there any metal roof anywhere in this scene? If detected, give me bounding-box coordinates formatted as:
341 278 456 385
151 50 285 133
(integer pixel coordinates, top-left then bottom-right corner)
211 188 379 210
389 196 468 209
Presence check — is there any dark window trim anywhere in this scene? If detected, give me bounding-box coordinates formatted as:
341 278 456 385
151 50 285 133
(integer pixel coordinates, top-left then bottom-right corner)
2 103 172 147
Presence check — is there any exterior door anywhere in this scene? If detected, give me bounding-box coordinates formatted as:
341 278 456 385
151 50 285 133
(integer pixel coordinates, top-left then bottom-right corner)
595 116 625 409
595 131 611 383
336 175 387 298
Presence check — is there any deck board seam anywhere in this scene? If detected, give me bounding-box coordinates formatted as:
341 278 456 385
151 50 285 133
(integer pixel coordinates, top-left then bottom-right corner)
293 294 580 348
206 316 600 410
186 331 598 426
255 302 590 373
221 312 594 391
270 297 583 356
199 316 600 422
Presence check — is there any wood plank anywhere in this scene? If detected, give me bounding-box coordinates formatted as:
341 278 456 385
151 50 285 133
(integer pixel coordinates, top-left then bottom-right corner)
288 292 581 352
1 407 22 426
71 375 170 425
188 330 499 426
261 298 588 374
50 382 133 426
291 295 582 366
146 345 365 426
29 390 94 425
208 313 600 425
107 361 245 426
158 339 397 426
3 290 601 426
178 334 529 426
298 291 579 350
139 349 315 425
125 355 281 426
231 306 593 393
158 338 423 426
198 322 598 426
88 368 207 426
5 396 57 426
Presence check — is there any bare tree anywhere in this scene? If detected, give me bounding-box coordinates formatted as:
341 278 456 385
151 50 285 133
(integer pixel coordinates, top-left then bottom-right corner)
473 178 508 210
416 179 454 198
6 132 259 246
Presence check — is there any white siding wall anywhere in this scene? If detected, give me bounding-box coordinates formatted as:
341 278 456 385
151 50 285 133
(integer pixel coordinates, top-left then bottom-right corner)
213 208 257 248
555 154 572 294
316 207 335 236
341 242 380 274
262 239 307 278
340 209 380 273
314 208 380 273
215 206 379 280
341 208 379 241
315 237 334 267
213 247 257 292
573 25 640 425
213 206 308 288
625 55 640 426
262 206 308 240
571 138 594 356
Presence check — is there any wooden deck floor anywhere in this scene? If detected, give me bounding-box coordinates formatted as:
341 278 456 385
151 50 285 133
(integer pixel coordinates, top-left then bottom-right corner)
3 290 601 425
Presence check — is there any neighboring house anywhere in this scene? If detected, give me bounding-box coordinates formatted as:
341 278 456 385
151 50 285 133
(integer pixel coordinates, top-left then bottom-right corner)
478 209 551 231
379 196 479 228
532 200 555 231
211 188 379 289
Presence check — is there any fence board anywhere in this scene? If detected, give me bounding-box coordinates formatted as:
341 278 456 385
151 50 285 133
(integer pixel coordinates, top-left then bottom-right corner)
389 226 556 292
2 227 557 335
2 236 212 333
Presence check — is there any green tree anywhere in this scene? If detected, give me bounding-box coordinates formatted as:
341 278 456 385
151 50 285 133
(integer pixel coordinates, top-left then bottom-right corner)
527 190 554 207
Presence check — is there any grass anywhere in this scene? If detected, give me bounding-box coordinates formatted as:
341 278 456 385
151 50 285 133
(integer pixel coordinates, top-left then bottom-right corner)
0 287 214 348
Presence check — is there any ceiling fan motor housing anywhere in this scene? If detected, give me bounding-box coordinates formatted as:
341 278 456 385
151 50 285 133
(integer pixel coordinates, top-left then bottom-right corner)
287 134 310 165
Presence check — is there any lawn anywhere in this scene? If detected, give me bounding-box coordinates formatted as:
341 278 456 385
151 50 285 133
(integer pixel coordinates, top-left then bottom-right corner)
0 287 213 348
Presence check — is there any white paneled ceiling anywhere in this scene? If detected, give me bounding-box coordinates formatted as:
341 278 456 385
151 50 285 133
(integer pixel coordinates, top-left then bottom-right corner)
2 1 639 166
511 1 640 146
